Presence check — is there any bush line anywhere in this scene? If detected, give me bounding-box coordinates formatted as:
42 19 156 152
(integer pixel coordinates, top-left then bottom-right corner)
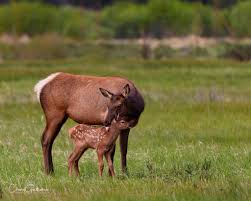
0 1 251 38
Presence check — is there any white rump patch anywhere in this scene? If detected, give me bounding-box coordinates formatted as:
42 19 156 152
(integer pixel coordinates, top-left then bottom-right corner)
34 72 61 102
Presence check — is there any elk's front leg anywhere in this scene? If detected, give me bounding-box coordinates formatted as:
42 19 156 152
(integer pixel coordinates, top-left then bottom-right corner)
120 129 130 174
97 149 104 177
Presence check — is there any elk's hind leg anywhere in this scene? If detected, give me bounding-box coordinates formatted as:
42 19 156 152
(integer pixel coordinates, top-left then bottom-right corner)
41 111 68 174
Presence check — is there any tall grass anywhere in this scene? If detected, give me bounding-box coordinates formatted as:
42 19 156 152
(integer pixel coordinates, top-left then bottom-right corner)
0 58 250 201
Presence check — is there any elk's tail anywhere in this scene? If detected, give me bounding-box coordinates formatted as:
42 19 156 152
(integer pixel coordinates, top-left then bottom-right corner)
34 72 61 102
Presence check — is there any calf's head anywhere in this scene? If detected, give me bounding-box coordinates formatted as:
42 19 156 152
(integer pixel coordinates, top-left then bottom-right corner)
110 113 131 130
99 84 130 126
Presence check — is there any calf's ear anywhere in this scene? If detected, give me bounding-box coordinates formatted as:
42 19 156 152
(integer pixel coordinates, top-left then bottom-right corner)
115 111 120 121
122 84 130 98
99 88 114 98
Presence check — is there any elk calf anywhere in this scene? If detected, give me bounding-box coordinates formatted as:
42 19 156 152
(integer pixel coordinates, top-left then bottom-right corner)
68 116 130 177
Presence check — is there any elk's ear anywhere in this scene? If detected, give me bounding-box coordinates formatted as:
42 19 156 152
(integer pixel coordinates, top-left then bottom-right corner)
122 84 130 98
99 88 114 99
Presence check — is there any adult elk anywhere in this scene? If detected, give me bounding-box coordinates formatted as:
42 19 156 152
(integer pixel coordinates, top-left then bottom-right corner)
34 72 145 174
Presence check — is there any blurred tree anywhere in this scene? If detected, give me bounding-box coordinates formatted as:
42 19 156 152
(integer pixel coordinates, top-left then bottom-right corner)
2 0 43 2
43 0 147 8
0 0 9 3
69 0 113 9
181 0 238 8
112 0 147 3
0 0 245 9
43 0 70 5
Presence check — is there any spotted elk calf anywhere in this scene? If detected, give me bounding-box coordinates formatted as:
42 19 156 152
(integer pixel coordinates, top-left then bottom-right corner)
68 115 130 177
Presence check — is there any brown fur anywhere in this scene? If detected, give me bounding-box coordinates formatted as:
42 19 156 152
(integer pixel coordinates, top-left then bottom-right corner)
68 118 130 177
37 72 145 174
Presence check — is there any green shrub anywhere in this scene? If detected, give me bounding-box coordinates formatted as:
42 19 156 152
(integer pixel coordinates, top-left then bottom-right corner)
0 43 14 60
0 34 143 60
211 10 229 36
54 6 85 38
0 3 57 35
54 6 100 39
0 5 12 33
101 3 150 38
148 0 195 37
192 4 229 37
101 0 196 38
228 1 251 37
0 3 101 39
186 47 210 57
16 33 68 59
154 45 176 59
1 1 250 39
0 34 76 60
192 4 214 36
222 43 251 61
95 43 141 59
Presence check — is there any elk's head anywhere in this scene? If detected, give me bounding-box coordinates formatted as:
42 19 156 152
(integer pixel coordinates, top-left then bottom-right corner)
99 84 130 126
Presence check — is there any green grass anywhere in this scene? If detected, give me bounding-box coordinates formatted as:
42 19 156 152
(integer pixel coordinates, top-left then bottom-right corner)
0 58 250 201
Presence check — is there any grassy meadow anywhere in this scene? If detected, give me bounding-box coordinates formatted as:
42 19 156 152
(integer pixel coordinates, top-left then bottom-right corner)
0 58 250 201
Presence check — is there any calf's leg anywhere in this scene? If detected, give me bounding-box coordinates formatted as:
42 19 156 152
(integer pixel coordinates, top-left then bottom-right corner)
105 150 115 177
108 144 116 176
68 144 86 176
97 149 104 177
74 147 87 176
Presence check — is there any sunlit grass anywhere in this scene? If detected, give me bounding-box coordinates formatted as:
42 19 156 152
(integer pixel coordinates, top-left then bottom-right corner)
0 58 250 201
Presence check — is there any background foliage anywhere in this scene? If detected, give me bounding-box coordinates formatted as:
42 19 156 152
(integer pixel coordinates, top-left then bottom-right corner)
0 0 251 38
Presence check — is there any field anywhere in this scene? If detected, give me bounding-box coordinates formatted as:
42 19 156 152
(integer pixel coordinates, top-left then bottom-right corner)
0 58 250 201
